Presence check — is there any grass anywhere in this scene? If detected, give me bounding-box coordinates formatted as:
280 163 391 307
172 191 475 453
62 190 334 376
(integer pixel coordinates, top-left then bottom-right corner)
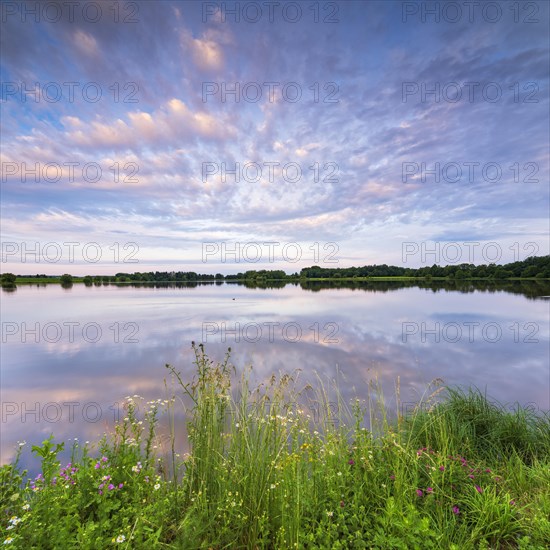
1 344 549 548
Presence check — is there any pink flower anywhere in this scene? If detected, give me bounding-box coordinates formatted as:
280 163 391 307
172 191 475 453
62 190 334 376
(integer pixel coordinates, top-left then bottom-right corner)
118 483 124 489
416 489 423 497
108 484 115 491
389 475 395 481
475 485 483 493
426 487 433 493
509 499 516 506
452 506 460 515
439 466 445 471
348 459 355 465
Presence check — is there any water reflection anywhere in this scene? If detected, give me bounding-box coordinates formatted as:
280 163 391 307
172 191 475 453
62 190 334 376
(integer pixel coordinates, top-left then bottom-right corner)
1 282 548 471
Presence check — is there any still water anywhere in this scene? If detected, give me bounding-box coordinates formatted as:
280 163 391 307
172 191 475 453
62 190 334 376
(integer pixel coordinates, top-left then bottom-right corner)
1 281 549 467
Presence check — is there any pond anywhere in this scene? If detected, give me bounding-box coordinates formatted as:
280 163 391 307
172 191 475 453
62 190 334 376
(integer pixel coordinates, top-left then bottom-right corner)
1 280 548 468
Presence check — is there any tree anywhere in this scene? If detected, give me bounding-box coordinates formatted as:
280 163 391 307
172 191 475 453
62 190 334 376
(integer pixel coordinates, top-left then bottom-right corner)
494 268 512 279
60 274 73 284
1 273 17 284
522 266 538 278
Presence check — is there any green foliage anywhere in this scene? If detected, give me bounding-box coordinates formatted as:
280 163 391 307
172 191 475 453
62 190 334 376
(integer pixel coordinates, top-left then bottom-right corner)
1 273 17 284
1 348 549 548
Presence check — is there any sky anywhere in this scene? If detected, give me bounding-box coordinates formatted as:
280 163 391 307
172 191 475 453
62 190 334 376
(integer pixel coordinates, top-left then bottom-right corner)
1 0 549 275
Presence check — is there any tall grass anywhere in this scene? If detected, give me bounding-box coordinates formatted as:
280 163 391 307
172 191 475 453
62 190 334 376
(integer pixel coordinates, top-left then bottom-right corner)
1 344 548 548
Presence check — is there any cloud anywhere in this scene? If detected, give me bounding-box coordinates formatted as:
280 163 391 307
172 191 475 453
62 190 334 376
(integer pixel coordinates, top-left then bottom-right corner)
0 1 548 272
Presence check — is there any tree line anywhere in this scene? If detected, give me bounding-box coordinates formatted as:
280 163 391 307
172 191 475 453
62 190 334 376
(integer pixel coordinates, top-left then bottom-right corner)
2 255 548 286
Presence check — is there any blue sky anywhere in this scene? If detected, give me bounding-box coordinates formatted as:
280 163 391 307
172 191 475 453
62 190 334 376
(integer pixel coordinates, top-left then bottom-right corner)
1 0 549 274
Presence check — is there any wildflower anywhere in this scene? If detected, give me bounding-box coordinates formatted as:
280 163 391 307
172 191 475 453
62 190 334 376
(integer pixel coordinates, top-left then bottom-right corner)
468 475 475 479
5 527 13 531
22 504 30 511
426 487 434 493
439 466 445 471
337 471 342 477
270 484 276 490
389 475 395 481
326 510 333 517
108 484 115 491
8 517 20 526
416 489 423 497
94 463 100 470
340 500 345 507
114 535 126 543
154 483 160 490
118 483 124 489
475 485 483 494
510 499 516 506
348 459 355 465
452 506 460 515
101 456 108 463
3 538 14 545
